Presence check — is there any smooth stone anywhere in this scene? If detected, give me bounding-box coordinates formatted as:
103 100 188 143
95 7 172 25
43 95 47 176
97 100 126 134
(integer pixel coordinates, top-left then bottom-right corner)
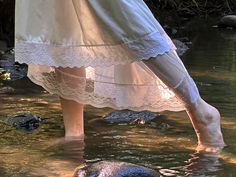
74 161 160 177
218 15 236 28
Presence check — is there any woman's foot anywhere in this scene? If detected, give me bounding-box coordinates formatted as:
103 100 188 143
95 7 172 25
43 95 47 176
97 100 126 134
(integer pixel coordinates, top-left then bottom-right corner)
186 98 226 152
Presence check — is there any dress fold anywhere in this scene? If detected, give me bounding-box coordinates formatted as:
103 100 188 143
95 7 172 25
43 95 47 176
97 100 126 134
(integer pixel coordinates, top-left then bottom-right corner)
15 0 185 111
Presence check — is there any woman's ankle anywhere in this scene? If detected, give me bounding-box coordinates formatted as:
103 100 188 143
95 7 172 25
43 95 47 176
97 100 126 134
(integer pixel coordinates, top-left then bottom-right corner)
185 97 226 148
64 124 84 138
65 132 84 140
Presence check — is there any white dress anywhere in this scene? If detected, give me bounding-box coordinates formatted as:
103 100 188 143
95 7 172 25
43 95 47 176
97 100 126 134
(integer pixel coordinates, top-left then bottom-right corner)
15 0 185 112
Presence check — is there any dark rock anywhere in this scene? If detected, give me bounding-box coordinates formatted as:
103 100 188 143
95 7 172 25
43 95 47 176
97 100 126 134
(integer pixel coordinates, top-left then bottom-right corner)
218 15 236 28
74 161 160 177
8 113 42 131
104 111 159 123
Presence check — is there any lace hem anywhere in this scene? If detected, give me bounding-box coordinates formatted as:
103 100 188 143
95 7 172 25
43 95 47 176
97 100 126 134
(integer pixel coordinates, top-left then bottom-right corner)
15 31 176 68
27 64 185 112
15 30 184 112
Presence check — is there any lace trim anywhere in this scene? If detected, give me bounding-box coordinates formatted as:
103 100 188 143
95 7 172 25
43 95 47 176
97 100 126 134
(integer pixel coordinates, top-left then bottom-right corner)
15 30 185 111
15 31 176 68
27 67 185 112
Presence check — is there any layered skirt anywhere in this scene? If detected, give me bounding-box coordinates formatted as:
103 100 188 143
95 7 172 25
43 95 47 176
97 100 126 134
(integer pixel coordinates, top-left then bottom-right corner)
15 0 186 111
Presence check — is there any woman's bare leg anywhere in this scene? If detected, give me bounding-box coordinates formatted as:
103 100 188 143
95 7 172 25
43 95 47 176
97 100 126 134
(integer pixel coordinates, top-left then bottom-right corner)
56 67 86 139
60 97 84 138
143 50 225 150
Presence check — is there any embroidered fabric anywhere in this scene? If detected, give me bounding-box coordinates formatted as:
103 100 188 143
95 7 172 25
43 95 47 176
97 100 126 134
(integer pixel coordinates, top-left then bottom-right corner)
27 62 185 112
14 0 190 112
15 31 176 68
16 30 187 112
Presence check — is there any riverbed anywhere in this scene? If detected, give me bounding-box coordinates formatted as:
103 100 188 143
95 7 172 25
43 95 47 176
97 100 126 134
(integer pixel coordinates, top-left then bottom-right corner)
0 18 235 177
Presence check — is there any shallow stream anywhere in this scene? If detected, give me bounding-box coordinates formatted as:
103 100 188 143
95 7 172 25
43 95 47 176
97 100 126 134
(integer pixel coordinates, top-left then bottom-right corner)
0 19 235 177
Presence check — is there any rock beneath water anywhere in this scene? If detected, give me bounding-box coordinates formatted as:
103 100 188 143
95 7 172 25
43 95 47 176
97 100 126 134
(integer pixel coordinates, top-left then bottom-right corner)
74 161 160 177
172 39 189 56
104 111 159 123
8 113 42 131
218 15 236 28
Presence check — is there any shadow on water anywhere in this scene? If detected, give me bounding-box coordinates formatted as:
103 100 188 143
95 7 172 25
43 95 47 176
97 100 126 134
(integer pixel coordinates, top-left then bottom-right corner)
0 18 236 176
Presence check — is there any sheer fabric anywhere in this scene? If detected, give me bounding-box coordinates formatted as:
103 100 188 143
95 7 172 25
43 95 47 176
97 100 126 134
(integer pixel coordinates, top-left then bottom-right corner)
14 0 199 111
27 51 189 112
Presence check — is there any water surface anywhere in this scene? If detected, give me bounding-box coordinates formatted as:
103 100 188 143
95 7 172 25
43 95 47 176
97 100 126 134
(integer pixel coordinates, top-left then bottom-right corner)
0 19 236 176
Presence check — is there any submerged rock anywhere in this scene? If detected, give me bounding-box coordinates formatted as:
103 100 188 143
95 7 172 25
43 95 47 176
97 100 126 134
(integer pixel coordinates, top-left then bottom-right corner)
218 15 236 28
74 161 160 177
104 111 159 123
8 113 42 131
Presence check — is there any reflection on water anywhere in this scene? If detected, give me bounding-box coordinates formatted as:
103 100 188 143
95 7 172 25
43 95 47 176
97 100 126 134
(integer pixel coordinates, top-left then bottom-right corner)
184 152 222 176
0 18 236 176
